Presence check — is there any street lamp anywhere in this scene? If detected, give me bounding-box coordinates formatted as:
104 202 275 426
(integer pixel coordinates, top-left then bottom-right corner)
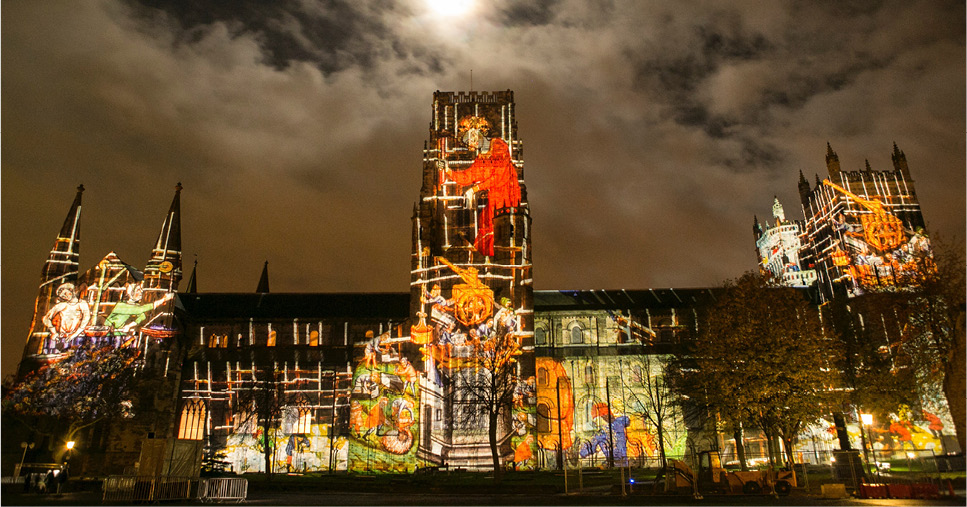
17 442 35 478
66 440 76 462
860 414 874 474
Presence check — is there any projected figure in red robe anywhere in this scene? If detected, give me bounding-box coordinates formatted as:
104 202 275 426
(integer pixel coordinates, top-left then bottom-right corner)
446 116 521 257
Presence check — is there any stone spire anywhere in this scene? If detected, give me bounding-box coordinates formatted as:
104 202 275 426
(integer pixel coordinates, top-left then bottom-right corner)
39 184 84 290
256 261 270 293
144 183 183 298
185 259 198 294
22 185 85 371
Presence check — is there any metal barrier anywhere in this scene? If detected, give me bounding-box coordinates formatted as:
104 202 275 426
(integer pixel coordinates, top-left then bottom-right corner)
102 475 193 503
197 477 248 503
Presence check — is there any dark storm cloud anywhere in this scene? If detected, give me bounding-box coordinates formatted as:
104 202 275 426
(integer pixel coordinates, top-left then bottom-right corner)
494 0 562 27
3 0 964 378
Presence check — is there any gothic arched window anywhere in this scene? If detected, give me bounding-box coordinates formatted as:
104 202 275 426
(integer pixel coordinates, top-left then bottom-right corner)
178 398 206 440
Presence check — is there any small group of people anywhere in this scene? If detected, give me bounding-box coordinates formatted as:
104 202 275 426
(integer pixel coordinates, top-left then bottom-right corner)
22 465 68 494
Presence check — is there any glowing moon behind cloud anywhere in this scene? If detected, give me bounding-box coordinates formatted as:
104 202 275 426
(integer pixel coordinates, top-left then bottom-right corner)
424 0 475 18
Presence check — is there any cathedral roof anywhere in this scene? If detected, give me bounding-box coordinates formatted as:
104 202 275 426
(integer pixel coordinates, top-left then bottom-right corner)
534 289 721 311
177 292 410 320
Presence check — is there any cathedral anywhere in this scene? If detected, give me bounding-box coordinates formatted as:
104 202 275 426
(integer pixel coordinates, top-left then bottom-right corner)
5 91 957 478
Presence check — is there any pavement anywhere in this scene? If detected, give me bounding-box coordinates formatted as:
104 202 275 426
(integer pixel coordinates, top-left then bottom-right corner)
2 488 965 506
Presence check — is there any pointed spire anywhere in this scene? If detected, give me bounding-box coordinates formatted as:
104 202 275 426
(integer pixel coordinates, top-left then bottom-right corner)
891 142 910 178
825 142 841 178
40 184 84 289
256 261 270 293
798 170 812 206
185 258 198 294
864 159 872 172
753 214 761 236
144 182 183 298
26 185 85 363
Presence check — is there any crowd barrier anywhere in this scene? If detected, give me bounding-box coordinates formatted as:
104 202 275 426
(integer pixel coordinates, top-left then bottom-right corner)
102 475 193 503
198 477 248 503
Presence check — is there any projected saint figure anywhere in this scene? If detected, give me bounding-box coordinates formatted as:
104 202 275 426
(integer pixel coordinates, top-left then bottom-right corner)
446 116 521 257
41 283 91 354
104 283 174 345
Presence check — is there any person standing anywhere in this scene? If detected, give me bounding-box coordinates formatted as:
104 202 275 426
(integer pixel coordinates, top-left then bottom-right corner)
43 470 54 494
57 464 69 493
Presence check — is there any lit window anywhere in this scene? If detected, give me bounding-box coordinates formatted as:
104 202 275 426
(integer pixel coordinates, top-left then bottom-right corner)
178 398 206 440
295 399 312 434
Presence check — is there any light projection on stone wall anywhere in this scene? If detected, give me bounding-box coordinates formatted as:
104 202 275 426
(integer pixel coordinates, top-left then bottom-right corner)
822 180 932 295
348 329 422 472
32 254 176 360
534 357 687 469
441 115 521 257
409 92 535 472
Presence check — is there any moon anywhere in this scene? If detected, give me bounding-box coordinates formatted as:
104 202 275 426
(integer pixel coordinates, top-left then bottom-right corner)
424 0 475 18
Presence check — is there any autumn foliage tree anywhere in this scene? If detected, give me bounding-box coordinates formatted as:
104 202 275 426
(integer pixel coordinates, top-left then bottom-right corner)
890 237 965 450
2 345 141 456
675 273 841 469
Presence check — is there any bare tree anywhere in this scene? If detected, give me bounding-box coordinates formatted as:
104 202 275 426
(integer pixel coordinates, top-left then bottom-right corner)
625 355 674 469
452 330 523 482
232 362 286 478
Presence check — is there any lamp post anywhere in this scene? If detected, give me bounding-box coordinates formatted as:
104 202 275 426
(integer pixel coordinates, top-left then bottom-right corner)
860 414 874 474
17 442 35 478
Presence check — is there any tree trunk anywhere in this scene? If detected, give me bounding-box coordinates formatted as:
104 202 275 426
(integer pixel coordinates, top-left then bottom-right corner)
489 411 502 483
782 436 796 470
734 429 748 472
656 420 666 470
832 413 852 451
763 429 777 469
944 314 966 451
263 424 273 479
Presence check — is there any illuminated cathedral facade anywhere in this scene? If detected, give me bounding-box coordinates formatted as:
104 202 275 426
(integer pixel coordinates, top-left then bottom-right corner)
6 92 958 478
756 143 930 300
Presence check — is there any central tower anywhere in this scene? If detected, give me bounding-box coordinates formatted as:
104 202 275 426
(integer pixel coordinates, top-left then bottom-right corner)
410 90 535 468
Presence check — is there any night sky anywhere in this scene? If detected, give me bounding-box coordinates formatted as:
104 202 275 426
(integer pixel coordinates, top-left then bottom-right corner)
3 0 964 379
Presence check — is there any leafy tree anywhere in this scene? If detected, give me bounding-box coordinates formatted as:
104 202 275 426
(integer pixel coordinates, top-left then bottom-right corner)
889 237 965 450
674 272 841 469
